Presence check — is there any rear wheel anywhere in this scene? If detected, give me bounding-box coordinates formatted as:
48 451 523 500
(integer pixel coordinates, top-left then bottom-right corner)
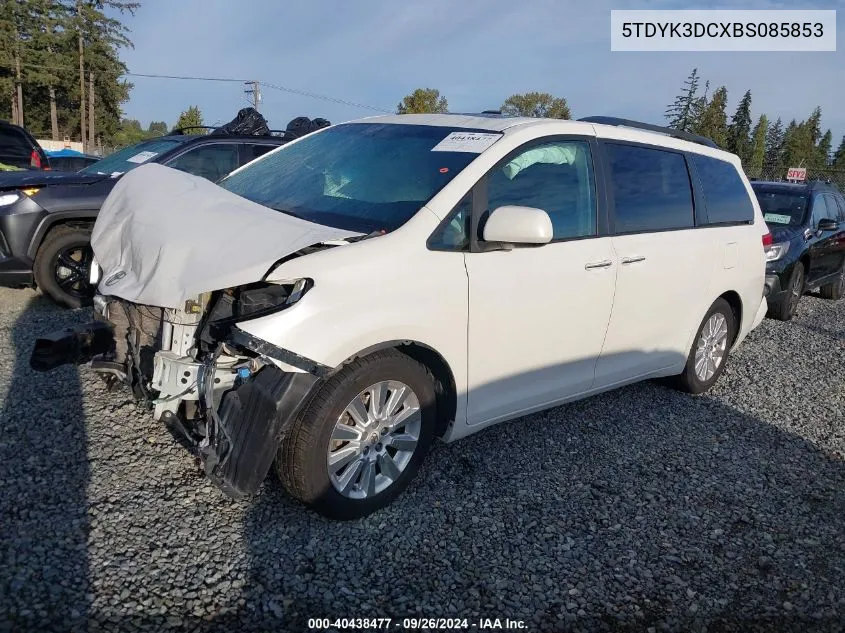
671 298 736 395
33 224 95 309
768 263 804 321
819 262 845 300
276 349 437 519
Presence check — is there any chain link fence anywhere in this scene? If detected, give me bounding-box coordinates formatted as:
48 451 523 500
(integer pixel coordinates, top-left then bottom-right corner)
751 163 845 190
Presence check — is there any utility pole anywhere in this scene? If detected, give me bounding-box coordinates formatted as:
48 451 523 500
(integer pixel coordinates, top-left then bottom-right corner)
77 0 86 151
244 80 261 111
88 71 95 149
14 55 23 127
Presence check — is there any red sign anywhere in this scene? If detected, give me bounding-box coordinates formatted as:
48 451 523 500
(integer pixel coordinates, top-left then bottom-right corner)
786 167 807 182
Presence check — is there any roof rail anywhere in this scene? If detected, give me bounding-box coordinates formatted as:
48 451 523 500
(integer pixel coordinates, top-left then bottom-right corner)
169 125 220 136
578 116 720 149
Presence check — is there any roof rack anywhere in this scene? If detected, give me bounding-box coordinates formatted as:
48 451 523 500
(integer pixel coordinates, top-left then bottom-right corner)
578 116 719 149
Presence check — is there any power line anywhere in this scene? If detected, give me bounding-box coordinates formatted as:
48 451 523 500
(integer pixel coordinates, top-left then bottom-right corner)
2 62 393 113
260 82 393 114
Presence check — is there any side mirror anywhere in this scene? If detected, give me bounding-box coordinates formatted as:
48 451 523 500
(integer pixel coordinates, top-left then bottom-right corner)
818 218 839 232
482 205 553 246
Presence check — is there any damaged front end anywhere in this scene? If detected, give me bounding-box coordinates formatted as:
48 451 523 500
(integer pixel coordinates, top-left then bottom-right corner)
30 279 324 499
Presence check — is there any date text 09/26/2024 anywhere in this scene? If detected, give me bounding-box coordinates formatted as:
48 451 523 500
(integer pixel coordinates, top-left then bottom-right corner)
308 618 528 630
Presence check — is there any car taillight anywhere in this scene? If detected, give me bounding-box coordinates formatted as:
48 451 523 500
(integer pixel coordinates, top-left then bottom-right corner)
30 150 42 169
762 232 773 249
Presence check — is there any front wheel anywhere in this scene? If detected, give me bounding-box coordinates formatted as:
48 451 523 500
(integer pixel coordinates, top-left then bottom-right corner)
276 349 437 519
33 224 96 309
671 298 736 395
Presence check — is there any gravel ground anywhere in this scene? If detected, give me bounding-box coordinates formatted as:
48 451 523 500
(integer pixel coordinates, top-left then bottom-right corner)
0 286 843 633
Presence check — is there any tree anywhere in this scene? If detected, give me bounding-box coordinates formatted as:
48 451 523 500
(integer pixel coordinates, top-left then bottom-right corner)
396 88 448 114
833 135 845 170
765 117 784 166
147 120 167 136
70 0 139 147
746 115 768 179
692 86 728 148
816 130 832 168
174 106 204 132
665 68 702 133
501 92 570 119
726 90 753 164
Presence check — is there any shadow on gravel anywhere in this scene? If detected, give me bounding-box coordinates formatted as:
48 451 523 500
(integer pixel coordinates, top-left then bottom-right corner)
226 362 844 633
0 294 90 632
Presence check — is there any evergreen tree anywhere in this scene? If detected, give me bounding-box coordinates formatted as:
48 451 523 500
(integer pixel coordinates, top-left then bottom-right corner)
781 119 809 168
692 86 728 148
726 90 753 163
174 106 204 133
833 135 845 170
764 117 784 166
747 114 768 179
816 130 832 168
147 120 167 136
665 68 701 133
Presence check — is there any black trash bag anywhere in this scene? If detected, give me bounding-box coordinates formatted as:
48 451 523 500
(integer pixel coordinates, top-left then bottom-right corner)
284 116 332 139
311 118 331 131
212 107 270 136
285 117 314 139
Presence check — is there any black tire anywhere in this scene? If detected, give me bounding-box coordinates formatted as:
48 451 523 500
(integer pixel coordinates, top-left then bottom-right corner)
276 349 437 520
768 262 805 322
33 224 95 309
819 262 845 300
671 298 737 395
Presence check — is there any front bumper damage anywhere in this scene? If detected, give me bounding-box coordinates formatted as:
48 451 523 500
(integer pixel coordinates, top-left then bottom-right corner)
29 305 324 499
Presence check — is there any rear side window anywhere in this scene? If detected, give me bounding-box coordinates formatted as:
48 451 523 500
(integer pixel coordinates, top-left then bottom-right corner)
607 144 694 233
691 155 754 224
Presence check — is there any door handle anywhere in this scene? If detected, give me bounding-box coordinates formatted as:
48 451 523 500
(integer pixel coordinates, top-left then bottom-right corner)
621 255 646 265
584 260 613 270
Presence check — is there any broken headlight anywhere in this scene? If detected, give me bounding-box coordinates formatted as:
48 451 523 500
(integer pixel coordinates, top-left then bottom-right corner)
234 278 312 319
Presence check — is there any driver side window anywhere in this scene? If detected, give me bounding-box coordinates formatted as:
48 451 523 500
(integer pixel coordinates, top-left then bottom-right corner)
166 143 240 182
486 141 596 240
811 195 830 227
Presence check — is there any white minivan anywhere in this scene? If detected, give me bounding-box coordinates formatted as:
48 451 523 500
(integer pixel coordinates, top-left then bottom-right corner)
33 113 769 519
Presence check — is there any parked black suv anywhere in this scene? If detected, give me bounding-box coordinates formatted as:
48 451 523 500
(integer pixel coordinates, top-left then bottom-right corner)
752 180 845 320
0 122 307 307
0 120 50 170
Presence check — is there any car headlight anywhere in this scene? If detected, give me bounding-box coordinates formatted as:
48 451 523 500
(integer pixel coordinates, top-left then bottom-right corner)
234 278 312 318
0 193 20 207
765 241 790 262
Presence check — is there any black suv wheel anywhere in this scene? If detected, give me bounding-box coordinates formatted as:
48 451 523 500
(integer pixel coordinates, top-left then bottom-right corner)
33 225 96 309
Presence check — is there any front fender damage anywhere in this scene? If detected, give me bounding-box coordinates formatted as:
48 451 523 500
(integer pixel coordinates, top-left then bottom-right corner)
164 328 329 499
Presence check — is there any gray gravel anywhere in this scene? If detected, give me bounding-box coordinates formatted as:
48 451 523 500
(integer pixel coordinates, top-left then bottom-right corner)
1 286 843 632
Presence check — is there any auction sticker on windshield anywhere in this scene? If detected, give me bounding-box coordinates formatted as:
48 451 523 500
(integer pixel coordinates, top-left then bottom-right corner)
432 131 501 153
126 151 159 164
764 213 792 224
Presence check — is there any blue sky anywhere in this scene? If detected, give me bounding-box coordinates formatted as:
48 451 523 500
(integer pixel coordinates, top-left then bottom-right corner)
119 0 844 143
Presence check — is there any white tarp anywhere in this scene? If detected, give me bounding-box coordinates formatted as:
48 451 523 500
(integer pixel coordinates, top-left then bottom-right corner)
91 163 361 309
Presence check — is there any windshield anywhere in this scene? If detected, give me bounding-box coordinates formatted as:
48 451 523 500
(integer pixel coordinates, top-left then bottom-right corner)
219 123 500 233
753 187 808 226
80 137 186 175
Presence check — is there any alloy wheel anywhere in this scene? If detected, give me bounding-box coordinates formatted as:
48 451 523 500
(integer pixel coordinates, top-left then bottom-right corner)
694 312 729 382
788 266 804 315
327 380 421 499
54 244 94 300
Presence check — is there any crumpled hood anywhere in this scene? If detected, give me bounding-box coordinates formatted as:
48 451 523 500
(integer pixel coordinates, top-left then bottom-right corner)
91 163 361 309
